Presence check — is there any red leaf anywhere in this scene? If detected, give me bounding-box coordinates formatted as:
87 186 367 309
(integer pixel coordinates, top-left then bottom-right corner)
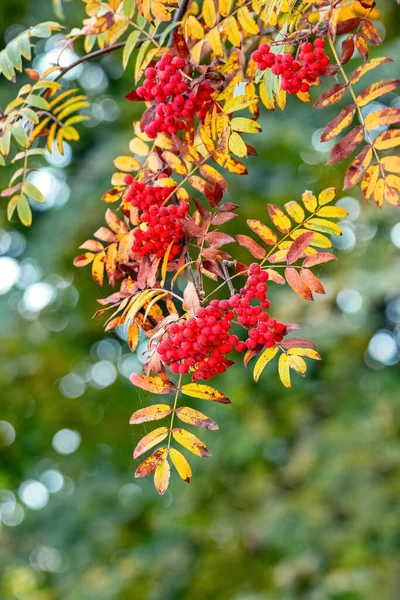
286 232 314 265
205 231 235 247
340 36 355 64
280 338 318 350
285 267 313 300
212 211 238 225
302 252 336 267
236 235 266 259
314 84 347 109
327 126 364 165
336 17 362 35
125 89 142 102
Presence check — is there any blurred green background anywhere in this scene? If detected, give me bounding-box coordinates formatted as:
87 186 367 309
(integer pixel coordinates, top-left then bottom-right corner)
1 1 400 598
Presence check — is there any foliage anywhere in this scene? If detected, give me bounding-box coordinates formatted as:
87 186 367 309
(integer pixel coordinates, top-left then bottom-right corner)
1 0 399 494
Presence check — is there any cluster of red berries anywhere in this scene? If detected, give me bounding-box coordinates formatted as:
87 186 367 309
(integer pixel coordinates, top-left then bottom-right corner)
252 39 329 95
132 202 189 258
157 301 239 380
123 176 174 212
157 264 287 381
136 53 214 138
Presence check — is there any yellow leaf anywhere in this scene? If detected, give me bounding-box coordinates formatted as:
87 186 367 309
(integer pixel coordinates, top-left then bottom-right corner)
130 373 176 394
92 251 106 285
284 201 305 223
229 131 247 157
305 218 342 236
373 178 385 207
169 448 192 482
247 219 278 245
364 107 400 130
223 16 241 46
127 322 139 351
218 0 232 17
253 346 279 382
154 458 170 495
288 348 322 360
135 448 167 478
153 177 177 188
387 174 400 191
356 78 400 108
361 164 380 200
162 151 187 176
129 137 149 155
237 6 259 34
287 355 307 375
181 383 230 404
350 57 393 85
302 190 317 212
316 206 348 218
318 187 336 206
267 204 291 234
114 155 141 172
223 95 250 114
203 0 217 27
185 15 204 39
206 28 224 57
176 406 219 430
161 240 175 286
278 354 291 388
231 117 261 134
381 156 400 173
374 130 400 151
172 428 211 457
133 427 169 459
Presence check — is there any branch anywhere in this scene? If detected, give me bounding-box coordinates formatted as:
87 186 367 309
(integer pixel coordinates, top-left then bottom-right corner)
168 0 191 46
220 261 235 296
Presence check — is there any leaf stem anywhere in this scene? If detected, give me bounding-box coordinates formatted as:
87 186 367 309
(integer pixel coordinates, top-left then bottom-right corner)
167 373 182 449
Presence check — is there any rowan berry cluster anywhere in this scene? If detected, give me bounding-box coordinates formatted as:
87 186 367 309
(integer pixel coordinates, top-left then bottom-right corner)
123 176 174 211
252 39 329 95
132 202 189 258
135 52 214 138
157 264 287 381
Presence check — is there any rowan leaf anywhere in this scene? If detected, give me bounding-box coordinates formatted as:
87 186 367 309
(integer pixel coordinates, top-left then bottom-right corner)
130 404 172 424
114 155 141 172
365 107 400 130
318 187 336 206
285 267 313 301
127 322 139 351
172 428 211 457
230 117 261 134
236 234 266 259
267 204 291 233
314 84 347 109
288 348 322 360
203 0 217 27
154 458 170 495
229 132 247 157
320 104 356 142
303 251 336 267
381 156 400 173
169 448 192 483
361 164 380 200
300 268 325 294
73 252 95 267
278 354 291 388
237 6 259 34
349 57 392 84
344 146 373 189
92 251 105 286
374 130 400 151
135 448 168 478
316 206 348 218
133 427 169 459
181 383 230 404
247 219 278 245
130 373 176 394
327 126 364 165
284 201 305 223
305 218 342 236
286 231 315 265
356 78 400 108
301 190 317 212
176 406 219 430
253 346 279 382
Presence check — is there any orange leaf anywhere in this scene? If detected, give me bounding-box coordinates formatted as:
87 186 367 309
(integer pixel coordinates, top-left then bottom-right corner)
236 234 266 259
130 404 172 425
135 448 167 478
127 322 139 351
130 373 176 394
286 232 314 265
344 145 373 189
303 252 336 267
92 251 106 286
300 268 325 294
73 252 94 267
133 427 169 459
285 267 313 301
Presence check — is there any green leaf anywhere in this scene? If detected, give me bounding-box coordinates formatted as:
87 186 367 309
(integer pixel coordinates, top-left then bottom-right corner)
122 30 140 70
26 94 50 110
17 195 32 226
0 50 16 80
30 23 52 38
18 32 32 61
19 107 39 124
135 40 152 83
11 124 29 148
6 39 23 71
122 0 135 18
22 181 45 203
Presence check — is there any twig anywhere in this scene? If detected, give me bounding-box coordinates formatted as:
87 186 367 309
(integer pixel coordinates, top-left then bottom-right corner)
168 0 191 46
220 260 235 296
